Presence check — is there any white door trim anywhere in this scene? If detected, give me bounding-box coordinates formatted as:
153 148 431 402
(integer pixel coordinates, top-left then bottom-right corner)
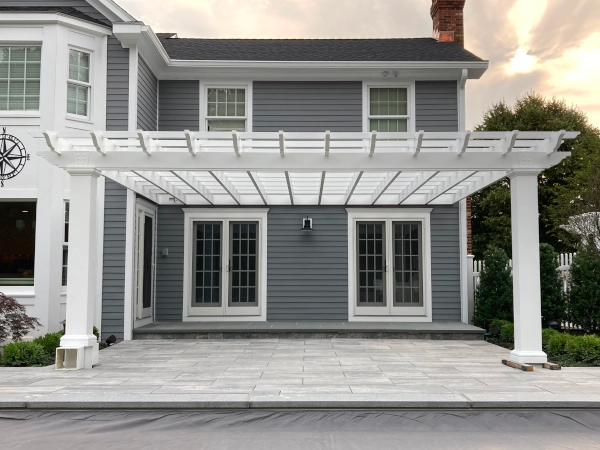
182 208 269 322
347 208 433 322
133 198 157 328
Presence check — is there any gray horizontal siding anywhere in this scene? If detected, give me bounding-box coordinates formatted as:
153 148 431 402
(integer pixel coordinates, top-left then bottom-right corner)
137 56 158 131
431 204 461 321
253 81 362 132
155 206 185 321
101 181 127 341
415 81 459 132
0 0 110 24
107 36 129 131
158 81 199 131
267 206 348 321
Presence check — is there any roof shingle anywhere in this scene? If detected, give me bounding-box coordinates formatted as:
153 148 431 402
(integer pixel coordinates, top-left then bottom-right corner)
157 36 484 62
0 6 109 27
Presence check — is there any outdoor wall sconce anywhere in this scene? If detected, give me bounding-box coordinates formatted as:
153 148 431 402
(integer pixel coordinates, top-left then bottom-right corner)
301 216 313 231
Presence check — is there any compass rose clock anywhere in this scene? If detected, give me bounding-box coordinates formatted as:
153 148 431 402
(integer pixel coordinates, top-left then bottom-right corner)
0 127 30 187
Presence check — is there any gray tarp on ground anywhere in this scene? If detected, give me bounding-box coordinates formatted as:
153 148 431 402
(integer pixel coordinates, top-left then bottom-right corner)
2 410 600 449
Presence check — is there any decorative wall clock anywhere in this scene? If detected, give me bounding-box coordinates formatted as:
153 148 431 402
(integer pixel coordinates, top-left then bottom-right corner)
0 128 29 187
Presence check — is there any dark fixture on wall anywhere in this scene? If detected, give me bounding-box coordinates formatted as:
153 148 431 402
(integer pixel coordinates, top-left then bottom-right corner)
301 217 313 232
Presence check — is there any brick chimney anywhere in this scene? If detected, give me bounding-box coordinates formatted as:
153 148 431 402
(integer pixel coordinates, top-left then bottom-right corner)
430 0 466 47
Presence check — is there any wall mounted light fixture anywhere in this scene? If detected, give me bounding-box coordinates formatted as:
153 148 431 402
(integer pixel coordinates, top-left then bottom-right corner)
301 216 313 232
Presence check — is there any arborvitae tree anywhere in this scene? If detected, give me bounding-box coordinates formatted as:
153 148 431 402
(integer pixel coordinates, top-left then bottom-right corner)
473 245 513 330
539 243 565 327
569 246 600 332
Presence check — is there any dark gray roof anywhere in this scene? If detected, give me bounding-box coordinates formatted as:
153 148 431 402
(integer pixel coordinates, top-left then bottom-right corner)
156 36 484 62
0 6 109 27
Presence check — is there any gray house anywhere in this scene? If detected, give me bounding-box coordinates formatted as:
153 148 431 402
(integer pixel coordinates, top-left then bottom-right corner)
0 0 577 369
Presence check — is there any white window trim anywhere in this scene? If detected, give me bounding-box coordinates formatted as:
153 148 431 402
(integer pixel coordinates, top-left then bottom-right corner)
66 46 92 121
347 208 432 322
182 208 268 322
133 198 157 329
362 81 416 133
0 44 42 114
199 80 253 132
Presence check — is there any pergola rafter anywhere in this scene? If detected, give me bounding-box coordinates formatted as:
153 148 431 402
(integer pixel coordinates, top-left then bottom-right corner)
33 130 578 206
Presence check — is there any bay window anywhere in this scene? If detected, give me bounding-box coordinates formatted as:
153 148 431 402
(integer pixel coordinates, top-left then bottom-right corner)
67 49 91 117
0 46 41 111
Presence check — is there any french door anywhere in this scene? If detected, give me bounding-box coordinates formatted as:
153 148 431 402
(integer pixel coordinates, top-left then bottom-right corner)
355 220 425 316
190 220 260 316
135 204 156 322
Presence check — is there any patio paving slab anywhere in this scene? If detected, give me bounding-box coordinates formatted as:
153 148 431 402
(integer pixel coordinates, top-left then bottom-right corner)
2 338 600 410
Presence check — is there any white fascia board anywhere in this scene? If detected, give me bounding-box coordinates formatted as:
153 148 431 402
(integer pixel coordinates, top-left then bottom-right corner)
113 22 148 48
86 0 136 22
0 13 111 36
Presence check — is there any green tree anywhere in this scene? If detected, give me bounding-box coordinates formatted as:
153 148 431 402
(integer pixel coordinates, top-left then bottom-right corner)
471 93 600 259
539 243 565 326
473 245 513 330
569 246 600 332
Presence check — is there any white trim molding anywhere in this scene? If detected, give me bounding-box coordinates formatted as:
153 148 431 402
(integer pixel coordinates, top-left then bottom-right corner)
346 208 433 322
182 208 269 322
362 81 416 133
199 81 253 132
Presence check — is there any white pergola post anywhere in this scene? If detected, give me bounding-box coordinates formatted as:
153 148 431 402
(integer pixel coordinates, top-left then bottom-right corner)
57 168 101 369
509 170 547 364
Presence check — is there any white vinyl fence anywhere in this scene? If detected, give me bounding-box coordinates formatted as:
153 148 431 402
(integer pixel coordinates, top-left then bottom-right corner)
467 253 577 329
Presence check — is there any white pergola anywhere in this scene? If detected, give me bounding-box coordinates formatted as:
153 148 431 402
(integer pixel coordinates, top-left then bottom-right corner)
32 130 579 369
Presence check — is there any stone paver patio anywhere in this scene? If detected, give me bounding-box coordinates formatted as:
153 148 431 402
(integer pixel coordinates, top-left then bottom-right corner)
2 339 600 409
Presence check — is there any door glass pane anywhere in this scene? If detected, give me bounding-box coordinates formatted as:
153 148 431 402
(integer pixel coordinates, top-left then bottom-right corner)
0 202 36 285
193 222 221 306
142 217 153 309
230 222 258 306
393 222 422 306
356 222 386 306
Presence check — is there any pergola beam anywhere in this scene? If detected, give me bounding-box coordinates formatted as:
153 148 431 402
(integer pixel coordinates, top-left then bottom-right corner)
285 170 294 205
210 171 241 205
345 171 363 205
371 171 401 204
398 171 439 204
450 171 506 203
171 171 214 205
103 171 159 203
132 170 187 204
424 171 476 204
318 171 326 205
248 171 268 205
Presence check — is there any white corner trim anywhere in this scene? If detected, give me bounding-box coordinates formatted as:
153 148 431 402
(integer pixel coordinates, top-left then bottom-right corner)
182 208 269 322
128 46 139 132
123 189 136 340
362 80 416 133
199 80 253 132
346 208 433 322
459 198 469 323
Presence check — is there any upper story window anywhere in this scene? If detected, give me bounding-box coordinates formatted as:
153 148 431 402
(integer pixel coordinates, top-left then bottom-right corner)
67 49 90 117
368 87 409 132
0 46 41 111
206 88 246 132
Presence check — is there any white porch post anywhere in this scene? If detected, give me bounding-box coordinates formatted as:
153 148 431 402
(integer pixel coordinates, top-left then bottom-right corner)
509 170 547 364
58 168 101 369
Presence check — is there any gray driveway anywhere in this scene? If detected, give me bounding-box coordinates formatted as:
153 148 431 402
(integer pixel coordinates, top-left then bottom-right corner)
2 339 600 408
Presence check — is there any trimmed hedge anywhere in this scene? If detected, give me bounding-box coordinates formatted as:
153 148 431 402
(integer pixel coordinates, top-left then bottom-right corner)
32 331 63 357
488 324 600 367
1 342 48 367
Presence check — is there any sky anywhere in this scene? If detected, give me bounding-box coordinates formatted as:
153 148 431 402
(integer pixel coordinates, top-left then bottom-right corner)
118 0 600 129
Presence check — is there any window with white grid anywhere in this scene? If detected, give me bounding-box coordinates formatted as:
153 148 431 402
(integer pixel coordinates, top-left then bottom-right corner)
368 87 409 132
67 49 91 117
0 47 41 111
206 88 246 132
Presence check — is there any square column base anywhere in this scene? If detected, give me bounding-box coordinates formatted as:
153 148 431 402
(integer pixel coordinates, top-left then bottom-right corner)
510 349 547 364
55 343 99 370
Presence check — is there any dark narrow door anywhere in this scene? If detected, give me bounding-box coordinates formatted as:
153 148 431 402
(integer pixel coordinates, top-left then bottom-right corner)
357 222 386 306
142 216 153 309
